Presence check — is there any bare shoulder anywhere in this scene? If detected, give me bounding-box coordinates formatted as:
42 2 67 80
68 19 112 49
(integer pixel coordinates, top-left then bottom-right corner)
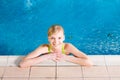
41 44 49 47
23 44 50 59
64 43 81 53
64 43 76 51
64 43 87 57
33 44 49 53
64 43 75 48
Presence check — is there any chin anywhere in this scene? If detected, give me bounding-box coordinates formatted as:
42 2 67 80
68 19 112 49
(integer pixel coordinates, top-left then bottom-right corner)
53 45 58 47
53 44 61 48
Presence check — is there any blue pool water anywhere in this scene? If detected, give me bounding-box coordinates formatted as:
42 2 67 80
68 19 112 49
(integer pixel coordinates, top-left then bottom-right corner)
0 0 120 55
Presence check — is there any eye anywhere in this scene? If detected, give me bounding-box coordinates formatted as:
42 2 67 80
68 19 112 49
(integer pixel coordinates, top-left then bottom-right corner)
51 37 54 39
58 37 61 39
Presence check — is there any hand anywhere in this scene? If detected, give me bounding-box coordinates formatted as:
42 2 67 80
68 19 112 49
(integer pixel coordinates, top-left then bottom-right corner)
54 53 67 62
48 53 58 62
48 52 68 62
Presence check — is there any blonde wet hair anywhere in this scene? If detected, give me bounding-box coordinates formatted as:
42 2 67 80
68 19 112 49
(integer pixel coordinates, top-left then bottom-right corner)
48 24 64 37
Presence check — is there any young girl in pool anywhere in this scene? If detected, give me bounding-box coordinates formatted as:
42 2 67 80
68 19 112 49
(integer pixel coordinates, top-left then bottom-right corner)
19 24 93 68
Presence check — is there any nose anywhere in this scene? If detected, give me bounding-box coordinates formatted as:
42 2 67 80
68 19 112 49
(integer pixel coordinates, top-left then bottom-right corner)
54 39 58 44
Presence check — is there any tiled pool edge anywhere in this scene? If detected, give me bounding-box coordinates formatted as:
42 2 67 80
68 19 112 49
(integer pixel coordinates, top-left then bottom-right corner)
0 55 120 66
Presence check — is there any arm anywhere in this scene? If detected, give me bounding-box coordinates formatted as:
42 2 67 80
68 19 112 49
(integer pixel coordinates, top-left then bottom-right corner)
19 53 56 68
23 45 48 60
64 43 93 66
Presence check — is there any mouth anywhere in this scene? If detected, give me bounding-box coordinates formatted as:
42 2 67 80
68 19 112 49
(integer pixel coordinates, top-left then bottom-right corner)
53 44 58 47
52 43 60 47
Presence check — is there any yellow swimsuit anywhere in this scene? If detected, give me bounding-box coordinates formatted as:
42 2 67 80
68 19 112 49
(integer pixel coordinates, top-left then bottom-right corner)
48 44 66 54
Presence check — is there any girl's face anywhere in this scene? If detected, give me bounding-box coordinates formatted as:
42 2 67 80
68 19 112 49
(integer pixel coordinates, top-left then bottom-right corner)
48 31 65 48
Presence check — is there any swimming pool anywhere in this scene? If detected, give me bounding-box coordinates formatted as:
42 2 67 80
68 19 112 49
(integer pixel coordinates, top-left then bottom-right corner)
0 0 120 55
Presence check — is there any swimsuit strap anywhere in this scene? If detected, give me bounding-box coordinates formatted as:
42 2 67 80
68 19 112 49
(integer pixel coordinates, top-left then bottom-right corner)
48 44 51 53
62 44 66 54
48 44 66 54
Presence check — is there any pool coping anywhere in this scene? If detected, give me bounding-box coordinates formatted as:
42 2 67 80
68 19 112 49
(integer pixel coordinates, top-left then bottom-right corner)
0 55 120 66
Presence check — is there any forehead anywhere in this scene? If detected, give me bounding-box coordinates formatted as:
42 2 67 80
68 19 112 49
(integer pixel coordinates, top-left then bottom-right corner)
50 31 64 37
